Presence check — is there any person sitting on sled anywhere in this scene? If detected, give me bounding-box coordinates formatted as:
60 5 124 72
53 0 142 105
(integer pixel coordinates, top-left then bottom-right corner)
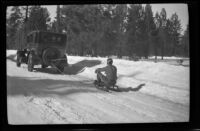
94 58 117 89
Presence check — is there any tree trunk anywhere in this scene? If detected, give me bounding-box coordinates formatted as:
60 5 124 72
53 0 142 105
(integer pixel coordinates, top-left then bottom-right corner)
57 5 62 33
161 40 164 60
154 43 157 63
172 43 175 56
25 6 28 23
118 42 122 58
145 40 149 59
92 47 97 57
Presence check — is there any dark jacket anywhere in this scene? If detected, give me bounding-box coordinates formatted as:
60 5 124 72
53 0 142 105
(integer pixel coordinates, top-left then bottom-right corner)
97 65 117 81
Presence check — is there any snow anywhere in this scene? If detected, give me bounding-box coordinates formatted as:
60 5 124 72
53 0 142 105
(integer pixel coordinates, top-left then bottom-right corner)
148 56 189 60
6 50 189 124
66 54 189 105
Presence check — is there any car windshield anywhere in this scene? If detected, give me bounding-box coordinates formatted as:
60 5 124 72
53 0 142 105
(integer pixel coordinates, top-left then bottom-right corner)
40 32 66 45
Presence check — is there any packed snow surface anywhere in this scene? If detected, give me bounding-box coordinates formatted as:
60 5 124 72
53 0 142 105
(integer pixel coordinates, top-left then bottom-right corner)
7 50 189 124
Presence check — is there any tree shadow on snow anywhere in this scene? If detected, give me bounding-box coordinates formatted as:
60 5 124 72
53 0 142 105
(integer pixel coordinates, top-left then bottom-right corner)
34 68 60 74
7 76 100 97
6 53 101 75
35 59 101 75
108 83 146 92
64 59 101 75
6 54 17 63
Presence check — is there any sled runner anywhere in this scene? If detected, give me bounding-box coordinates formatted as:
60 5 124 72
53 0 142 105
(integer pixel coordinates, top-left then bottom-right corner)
93 80 110 92
93 80 119 92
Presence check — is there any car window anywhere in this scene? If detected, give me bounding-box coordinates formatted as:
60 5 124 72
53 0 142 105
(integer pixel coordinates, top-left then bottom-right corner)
27 34 34 43
41 32 66 44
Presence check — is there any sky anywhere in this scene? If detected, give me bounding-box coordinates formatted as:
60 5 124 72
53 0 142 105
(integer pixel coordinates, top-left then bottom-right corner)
7 4 188 32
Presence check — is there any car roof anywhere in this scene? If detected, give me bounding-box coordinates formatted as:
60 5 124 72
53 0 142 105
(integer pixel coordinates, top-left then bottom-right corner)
27 30 66 36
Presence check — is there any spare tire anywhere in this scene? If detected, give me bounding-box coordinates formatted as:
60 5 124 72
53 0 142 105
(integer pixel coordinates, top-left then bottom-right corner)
42 48 61 65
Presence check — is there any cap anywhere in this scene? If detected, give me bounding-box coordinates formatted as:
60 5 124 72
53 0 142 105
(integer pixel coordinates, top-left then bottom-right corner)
107 58 113 65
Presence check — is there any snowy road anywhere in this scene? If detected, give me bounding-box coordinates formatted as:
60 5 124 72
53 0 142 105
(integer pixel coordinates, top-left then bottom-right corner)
7 50 189 124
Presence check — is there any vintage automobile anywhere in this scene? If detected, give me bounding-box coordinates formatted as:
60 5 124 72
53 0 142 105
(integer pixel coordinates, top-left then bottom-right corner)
16 30 68 72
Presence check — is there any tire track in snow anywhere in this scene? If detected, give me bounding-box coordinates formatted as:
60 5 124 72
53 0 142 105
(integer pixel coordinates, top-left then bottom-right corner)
25 96 68 123
112 92 188 121
92 93 159 122
73 76 188 121
27 96 86 123
66 94 156 122
87 90 188 122
62 75 188 120
43 99 68 122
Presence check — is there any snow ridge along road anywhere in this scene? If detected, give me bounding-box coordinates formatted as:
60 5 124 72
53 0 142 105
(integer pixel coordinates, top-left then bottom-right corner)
7 50 189 124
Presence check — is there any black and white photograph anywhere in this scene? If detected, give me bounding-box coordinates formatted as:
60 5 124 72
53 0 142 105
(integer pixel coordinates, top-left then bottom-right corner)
6 4 190 124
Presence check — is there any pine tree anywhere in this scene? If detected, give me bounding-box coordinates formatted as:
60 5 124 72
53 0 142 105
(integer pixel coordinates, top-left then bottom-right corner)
159 8 167 60
169 13 182 56
61 4 125 57
165 19 173 56
181 25 189 57
99 4 117 56
144 4 155 58
27 6 50 32
6 6 23 49
135 6 146 57
56 5 62 33
61 5 104 56
151 11 161 61
111 4 128 58
126 4 143 57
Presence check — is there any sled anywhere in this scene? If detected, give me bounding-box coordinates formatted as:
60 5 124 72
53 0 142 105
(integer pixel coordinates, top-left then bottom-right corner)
93 80 119 92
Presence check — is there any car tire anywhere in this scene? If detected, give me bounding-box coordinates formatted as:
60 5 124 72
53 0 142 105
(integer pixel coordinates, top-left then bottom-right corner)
28 53 34 72
42 48 61 65
16 55 21 67
41 64 48 68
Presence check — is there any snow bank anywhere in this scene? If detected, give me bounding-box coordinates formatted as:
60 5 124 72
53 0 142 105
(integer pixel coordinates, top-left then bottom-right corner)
7 50 17 56
148 56 189 60
67 55 189 105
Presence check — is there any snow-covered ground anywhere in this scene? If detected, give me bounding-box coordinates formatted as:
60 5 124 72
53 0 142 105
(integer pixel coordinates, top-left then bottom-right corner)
148 56 189 60
7 50 189 124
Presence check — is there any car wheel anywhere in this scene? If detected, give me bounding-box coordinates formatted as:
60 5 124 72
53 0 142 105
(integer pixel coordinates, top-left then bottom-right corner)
42 48 61 65
28 54 34 72
41 64 48 68
16 54 21 67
